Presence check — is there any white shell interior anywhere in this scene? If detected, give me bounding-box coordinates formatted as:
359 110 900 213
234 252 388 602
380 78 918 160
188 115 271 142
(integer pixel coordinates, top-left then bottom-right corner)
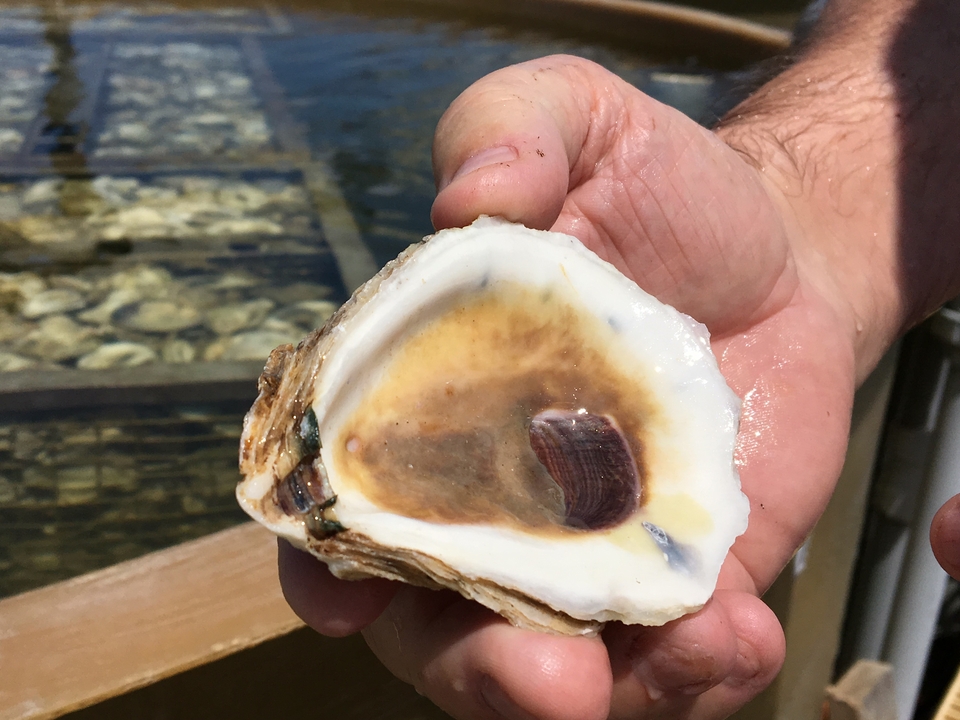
239 217 748 626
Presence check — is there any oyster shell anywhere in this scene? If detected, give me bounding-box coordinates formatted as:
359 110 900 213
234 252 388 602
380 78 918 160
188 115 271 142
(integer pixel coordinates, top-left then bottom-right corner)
238 217 747 636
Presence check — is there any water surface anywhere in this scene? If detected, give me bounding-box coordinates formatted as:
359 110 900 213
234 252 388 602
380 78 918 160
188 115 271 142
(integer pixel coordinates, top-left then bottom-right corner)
0 0 760 598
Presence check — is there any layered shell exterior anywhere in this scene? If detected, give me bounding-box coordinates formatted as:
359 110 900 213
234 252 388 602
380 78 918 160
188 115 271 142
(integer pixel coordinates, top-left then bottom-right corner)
238 217 748 636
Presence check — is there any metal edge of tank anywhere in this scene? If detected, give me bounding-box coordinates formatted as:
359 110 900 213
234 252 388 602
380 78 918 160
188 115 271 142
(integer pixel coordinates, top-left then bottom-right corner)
275 0 793 66
0 0 791 63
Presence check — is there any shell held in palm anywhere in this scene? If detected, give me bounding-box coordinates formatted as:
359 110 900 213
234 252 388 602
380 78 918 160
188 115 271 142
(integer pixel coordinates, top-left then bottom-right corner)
237 217 748 636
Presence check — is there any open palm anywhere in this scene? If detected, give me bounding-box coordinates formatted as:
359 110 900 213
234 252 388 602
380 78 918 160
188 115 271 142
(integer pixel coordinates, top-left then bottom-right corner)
280 55 860 719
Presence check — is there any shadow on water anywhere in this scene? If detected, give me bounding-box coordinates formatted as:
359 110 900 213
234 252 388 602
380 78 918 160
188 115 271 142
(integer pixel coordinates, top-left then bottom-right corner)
40 5 105 242
62 628 455 720
0 5 105 271
40 4 88 169
42 2 105 228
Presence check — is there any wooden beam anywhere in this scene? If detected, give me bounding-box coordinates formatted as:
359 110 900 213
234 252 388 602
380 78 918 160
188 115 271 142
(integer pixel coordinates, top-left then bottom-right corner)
0 361 264 412
0 523 303 720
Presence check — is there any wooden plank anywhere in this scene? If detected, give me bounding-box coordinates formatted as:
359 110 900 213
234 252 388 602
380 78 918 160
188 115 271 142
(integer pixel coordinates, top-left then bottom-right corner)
0 522 304 720
0 157 306 176
0 360 265 412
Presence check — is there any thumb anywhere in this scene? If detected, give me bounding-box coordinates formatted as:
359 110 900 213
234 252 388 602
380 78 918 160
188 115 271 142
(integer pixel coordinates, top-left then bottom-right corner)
431 55 601 231
431 54 797 336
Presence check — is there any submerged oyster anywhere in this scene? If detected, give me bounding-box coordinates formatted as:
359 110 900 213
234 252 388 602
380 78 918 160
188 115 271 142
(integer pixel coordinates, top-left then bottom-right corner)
238 217 748 636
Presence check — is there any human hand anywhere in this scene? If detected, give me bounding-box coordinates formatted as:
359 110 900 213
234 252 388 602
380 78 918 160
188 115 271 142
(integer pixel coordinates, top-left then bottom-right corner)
279 54 867 719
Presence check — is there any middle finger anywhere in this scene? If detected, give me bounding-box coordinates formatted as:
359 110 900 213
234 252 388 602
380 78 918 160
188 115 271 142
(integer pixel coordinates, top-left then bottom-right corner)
363 586 612 720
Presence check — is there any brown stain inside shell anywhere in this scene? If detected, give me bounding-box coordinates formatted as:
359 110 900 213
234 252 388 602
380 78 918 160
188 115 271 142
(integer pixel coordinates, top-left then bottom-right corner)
330 282 663 537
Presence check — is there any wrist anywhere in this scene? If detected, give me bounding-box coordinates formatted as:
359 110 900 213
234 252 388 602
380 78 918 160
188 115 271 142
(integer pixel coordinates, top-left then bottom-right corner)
717 62 900 382
716 0 960 381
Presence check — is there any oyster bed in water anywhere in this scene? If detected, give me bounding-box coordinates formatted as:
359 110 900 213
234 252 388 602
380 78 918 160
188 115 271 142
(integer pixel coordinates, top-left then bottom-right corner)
95 43 271 161
238 218 748 635
0 264 339 371
0 175 341 371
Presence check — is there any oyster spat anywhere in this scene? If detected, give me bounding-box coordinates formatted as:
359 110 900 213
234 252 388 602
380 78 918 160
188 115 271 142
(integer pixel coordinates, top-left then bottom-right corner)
238 216 748 636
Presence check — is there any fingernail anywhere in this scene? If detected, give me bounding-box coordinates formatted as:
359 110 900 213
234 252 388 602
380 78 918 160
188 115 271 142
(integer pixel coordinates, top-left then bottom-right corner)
448 146 519 186
479 675 536 720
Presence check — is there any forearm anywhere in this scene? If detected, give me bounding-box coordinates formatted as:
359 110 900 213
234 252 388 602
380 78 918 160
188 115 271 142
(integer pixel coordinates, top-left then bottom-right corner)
716 0 960 382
